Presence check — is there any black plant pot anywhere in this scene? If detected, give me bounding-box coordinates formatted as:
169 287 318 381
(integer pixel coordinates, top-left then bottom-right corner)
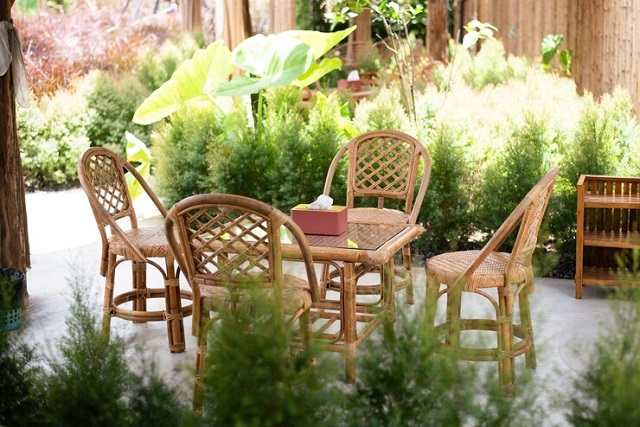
0 268 26 331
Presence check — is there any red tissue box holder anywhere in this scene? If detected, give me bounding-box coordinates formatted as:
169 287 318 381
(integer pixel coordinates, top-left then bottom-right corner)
291 204 348 235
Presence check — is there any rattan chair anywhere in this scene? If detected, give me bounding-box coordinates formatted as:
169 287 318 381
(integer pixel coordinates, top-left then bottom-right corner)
77 147 192 353
322 130 431 306
425 168 559 395
165 193 318 409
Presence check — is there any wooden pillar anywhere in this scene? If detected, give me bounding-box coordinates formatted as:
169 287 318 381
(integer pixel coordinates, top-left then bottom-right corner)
181 0 203 33
347 7 372 68
0 0 30 287
215 0 249 50
269 0 295 33
427 0 449 63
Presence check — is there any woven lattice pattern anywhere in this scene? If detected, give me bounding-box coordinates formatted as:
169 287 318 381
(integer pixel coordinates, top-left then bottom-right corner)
183 206 271 282
354 135 412 195
86 153 131 217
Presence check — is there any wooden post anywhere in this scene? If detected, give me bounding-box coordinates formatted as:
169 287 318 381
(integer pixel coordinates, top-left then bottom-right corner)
0 0 30 288
427 0 449 63
269 0 295 34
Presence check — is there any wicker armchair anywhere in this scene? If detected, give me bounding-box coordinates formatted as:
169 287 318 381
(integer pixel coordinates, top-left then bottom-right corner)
322 130 431 306
165 193 318 409
77 147 191 353
425 168 559 395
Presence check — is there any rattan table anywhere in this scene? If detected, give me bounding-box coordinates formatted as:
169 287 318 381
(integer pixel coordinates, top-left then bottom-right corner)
283 222 424 382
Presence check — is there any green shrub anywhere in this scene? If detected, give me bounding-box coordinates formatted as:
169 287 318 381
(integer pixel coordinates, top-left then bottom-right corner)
85 71 152 156
462 39 524 90
416 125 475 256
212 112 279 203
18 86 91 190
0 330 43 427
200 284 338 426
552 94 622 252
38 276 185 427
152 105 226 207
353 86 412 133
567 286 640 425
271 89 349 211
476 114 554 242
136 35 205 92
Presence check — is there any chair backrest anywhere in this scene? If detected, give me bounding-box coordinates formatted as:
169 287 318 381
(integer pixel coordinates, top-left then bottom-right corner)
165 194 318 300
323 130 432 224
461 168 559 284
78 147 167 270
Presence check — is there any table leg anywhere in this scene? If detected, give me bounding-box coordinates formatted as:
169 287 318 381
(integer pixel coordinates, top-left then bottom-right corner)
343 262 357 383
165 257 186 353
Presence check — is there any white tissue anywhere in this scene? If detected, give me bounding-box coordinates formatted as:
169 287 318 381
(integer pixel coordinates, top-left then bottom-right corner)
347 70 360 81
308 195 333 210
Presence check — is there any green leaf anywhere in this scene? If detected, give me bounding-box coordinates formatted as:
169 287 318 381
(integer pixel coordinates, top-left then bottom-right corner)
214 33 314 96
125 132 151 200
283 26 357 60
133 41 234 125
294 57 343 88
462 32 480 50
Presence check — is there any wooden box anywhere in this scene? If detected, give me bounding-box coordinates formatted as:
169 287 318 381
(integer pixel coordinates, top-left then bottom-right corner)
291 204 348 235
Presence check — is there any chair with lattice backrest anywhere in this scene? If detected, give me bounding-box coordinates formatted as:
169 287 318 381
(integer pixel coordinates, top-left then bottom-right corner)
77 147 192 353
425 167 559 395
321 130 431 307
165 193 318 409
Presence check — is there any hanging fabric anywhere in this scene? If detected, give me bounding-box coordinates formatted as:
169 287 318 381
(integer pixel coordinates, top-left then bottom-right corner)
0 20 29 108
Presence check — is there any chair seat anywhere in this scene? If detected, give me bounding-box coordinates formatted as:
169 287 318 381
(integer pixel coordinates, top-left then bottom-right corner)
201 274 313 314
109 226 173 258
426 250 530 291
348 207 409 225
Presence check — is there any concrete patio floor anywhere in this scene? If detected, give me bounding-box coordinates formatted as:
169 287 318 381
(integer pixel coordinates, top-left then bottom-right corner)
18 188 620 425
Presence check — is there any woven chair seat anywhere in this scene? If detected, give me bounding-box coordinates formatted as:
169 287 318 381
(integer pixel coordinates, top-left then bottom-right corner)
109 226 173 259
426 250 529 291
348 207 409 225
201 274 313 314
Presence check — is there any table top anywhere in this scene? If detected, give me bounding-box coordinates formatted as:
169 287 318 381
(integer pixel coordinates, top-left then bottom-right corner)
283 222 424 264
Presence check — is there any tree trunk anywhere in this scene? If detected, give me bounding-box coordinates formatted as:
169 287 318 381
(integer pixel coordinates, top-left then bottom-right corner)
181 0 202 32
0 1 30 288
269 0 295 33
427 0 449 63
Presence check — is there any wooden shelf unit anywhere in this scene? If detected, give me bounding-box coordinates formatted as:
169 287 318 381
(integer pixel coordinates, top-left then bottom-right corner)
575 175 640 298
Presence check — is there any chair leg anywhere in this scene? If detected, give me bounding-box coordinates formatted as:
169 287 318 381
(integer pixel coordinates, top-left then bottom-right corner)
425 277 440 336
193 311 211 412
402 243 414 304
497 286 516 396
445 283 462 348
132 260 147 315
519 282 537 369
320 263 330 299
102 253 117 340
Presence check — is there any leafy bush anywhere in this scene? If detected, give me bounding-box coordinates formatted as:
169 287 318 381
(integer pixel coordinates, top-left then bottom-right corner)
353 86 412 133
271 89 349 211
0 272 185 426
550 89 640 272
416 124 474 256
85 71 152 156
18 85 91 189
342 308 546 426
152 105 226 207
476 114 555 241
199 284 338 426
462 39 526 90
567 286 640 425
136 34 206 92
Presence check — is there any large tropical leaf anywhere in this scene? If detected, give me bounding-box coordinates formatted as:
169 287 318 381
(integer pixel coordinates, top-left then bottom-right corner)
125 132 151 200
294 57 343 88
283 26 357 60
214 33 314 96
133 41 234 125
